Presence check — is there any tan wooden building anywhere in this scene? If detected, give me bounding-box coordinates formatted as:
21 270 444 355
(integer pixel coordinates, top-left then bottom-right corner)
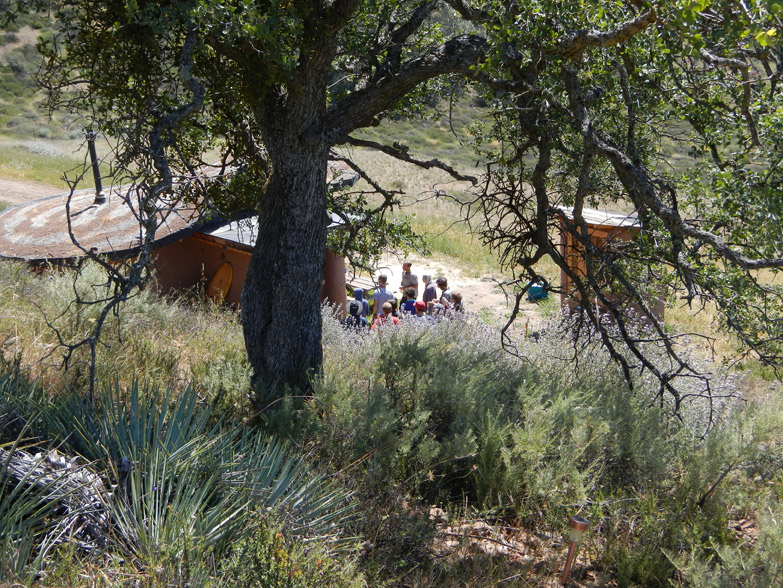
558 207 664 320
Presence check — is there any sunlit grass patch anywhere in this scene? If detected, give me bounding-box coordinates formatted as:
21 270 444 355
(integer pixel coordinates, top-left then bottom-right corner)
0 140 87 187
663 276 783 385
408 213 498 277
357 97 488 172
0 261 251 407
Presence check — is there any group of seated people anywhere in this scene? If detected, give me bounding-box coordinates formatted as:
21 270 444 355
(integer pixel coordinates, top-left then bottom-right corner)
343 261 464 330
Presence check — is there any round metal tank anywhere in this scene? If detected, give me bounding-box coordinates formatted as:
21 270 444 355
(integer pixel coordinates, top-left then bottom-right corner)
0 188 201 262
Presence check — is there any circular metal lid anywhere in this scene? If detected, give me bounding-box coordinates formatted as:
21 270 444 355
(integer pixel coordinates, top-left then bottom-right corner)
0 188 201 262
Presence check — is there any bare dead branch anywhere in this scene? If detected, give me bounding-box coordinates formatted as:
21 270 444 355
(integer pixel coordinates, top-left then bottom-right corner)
345 136 477 183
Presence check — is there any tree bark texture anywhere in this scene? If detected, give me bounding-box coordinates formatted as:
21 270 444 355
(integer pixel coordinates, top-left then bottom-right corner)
241 102 330 404
235 29 486 403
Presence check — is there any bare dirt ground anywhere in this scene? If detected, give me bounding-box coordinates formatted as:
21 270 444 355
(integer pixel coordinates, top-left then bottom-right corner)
0 176 61 206
427 507 612 587
374 251 545 328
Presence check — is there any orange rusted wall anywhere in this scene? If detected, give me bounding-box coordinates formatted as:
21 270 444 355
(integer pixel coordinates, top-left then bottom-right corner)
154 233 348 311
321 250 347 316
153 234 250 305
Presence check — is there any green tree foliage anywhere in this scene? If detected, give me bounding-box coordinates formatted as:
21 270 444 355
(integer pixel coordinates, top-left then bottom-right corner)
6 0 783 407
12 0 484 403
461 0 783 407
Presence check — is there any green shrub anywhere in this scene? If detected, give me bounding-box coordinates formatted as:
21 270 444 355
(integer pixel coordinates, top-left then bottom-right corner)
314 317 535 507
666 489 783 588
315 314 716 514
312 312 781 585
0 32 19 45
4 259 783 586
220 522 363 588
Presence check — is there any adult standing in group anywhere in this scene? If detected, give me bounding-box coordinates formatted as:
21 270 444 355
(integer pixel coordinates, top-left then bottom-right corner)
436 277 452 309
422 275 438 305
372 275 395 318
400 261 418 298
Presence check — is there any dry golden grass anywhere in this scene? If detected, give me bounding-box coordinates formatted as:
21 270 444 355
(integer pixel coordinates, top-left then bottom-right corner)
0 262 251 406
663 268 783 385
337 146 501 276
337 145 475 203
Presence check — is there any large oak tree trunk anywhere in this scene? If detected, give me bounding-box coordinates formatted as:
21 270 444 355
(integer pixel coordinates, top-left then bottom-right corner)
241 131 330 406
237 25 339 408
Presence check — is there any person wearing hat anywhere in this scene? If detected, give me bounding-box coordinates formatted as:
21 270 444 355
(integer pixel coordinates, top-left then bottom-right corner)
413 300 430 322
342 299 368 330
352 287 370 318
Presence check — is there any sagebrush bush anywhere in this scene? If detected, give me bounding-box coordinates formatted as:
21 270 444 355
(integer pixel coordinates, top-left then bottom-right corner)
4 260 783 586
669 491 783 587
318 316 531 506
311 311 783 586
316 313 721 509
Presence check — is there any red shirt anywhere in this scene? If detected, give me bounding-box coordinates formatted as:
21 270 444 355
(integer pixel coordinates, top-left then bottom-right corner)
371 314 399 329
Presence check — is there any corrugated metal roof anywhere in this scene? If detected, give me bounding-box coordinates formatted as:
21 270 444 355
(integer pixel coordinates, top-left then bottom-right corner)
556 207 640 228
202 211 357 250
0 188 201 262
200 169 360 249
203 216 257 248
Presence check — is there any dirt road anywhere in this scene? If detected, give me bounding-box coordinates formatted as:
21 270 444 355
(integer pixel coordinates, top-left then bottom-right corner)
0 176 61 206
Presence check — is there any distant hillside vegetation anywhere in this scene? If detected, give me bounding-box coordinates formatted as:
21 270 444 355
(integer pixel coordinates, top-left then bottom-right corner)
0 14 79 140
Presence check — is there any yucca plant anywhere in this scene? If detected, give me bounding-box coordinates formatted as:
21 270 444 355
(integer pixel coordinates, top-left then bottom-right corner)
0 421 99 584
0 434 50 582
0 377 357 583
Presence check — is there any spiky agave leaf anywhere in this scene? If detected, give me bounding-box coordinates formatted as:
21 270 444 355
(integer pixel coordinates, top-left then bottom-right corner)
100 429 251 561
220 430 358 546
23 382 357 562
